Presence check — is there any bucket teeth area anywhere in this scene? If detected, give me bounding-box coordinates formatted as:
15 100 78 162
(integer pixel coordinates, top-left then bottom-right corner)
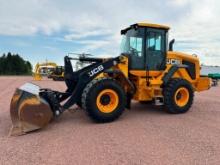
9 83 53 136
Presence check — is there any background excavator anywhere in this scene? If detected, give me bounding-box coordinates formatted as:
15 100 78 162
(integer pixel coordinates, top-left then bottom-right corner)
33 62 57 80
10 22 211 136
33 62 65 81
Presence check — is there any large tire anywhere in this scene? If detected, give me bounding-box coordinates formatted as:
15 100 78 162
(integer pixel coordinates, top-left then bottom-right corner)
163 78 194 114
82 78 126 123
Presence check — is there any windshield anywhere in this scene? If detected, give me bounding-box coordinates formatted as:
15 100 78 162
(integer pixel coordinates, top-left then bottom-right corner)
120 28 144 57
120 28 145 70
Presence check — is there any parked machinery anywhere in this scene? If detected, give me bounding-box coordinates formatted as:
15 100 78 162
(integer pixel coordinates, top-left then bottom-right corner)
33 62 57 80
48 66 65 81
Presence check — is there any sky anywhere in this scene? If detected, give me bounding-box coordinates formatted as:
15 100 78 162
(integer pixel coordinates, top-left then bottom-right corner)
0 0 220 67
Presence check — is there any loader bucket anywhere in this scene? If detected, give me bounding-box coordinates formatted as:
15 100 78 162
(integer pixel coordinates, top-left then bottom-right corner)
9 83 53 136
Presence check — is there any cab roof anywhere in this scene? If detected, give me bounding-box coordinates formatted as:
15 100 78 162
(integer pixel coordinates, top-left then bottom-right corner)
136 22 170 30
121 22 170 34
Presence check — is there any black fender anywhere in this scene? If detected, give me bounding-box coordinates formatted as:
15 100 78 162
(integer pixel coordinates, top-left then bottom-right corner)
162 64 188 85
62 56 122 110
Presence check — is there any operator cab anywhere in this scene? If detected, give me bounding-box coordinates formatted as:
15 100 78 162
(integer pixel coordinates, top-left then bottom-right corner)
120 23 170 72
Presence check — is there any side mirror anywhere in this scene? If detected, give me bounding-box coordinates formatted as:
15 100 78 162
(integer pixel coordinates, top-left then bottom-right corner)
169 39 175 51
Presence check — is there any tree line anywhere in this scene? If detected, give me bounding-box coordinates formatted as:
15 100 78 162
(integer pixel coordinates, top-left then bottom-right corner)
0 52 32 75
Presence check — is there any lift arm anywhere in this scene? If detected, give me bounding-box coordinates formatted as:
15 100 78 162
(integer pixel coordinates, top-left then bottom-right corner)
40 56 122 115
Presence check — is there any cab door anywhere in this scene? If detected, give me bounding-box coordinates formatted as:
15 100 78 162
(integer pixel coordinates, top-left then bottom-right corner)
146 28 166 71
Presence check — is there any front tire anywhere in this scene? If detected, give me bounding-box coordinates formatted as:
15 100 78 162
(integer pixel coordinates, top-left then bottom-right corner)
82 78 126 122
163 78 194 114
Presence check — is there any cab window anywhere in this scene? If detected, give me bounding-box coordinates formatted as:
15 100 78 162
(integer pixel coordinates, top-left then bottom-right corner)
147 32 162 51
120 27 145 70
130 37 143 57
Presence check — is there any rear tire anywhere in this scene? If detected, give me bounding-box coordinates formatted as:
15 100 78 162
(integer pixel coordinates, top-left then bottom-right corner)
163 78 194 114
82 78 126 123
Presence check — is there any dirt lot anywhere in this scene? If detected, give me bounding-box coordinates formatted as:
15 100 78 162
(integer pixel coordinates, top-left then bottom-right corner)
0 76 220 165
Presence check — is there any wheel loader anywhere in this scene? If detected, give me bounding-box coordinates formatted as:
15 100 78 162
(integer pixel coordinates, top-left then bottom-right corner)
9 22 211 136
48 66 65 81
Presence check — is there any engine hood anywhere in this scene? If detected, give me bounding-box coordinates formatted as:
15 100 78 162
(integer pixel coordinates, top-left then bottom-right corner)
167 51 199 64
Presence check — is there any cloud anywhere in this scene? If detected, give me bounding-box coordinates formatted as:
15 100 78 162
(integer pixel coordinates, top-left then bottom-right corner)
168 0 220 65
64 29 112 40
0 0 220 65
73 39 110 52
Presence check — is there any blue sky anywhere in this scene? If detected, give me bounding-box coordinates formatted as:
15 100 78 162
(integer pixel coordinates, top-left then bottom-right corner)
0 0 220 67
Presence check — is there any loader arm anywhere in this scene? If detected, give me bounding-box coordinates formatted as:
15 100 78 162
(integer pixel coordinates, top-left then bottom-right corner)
9 55 123 136
62 56 122 110
39 55 123 116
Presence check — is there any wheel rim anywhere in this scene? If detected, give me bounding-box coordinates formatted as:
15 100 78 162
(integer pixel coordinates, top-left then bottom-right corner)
174 87 189 107
96 89 119 113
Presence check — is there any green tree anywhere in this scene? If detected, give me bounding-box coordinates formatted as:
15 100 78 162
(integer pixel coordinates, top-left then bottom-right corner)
0 52 32 75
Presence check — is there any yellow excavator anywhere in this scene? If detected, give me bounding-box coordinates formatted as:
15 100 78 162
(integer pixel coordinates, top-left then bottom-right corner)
10 22 211 136
33 62 57 80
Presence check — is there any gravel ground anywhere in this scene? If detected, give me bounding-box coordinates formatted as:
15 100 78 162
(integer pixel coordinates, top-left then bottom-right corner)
0 76 220 165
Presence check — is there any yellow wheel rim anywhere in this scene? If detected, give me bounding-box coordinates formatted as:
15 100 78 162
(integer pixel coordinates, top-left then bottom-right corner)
96 89 119 113
174 87 189 107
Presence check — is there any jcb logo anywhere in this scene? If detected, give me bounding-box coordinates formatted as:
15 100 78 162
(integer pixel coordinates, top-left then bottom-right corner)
88 65 104 77
167 58 181 65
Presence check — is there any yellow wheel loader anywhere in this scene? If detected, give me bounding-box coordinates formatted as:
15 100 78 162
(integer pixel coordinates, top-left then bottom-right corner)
9 23 211 136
